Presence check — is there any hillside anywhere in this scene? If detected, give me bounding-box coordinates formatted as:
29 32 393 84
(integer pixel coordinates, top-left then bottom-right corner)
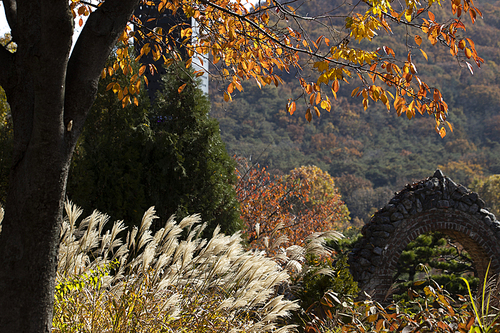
210 0 500 222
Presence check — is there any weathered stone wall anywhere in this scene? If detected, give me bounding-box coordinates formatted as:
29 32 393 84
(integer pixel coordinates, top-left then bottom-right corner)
349 170 500 302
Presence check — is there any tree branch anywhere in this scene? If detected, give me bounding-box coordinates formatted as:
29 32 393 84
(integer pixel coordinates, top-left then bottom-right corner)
64 0 140 144
198 0 357 69
2 0 17 39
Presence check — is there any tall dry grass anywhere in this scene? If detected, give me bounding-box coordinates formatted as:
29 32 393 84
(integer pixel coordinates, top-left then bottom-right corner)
53 201 305 332
0 201 340 332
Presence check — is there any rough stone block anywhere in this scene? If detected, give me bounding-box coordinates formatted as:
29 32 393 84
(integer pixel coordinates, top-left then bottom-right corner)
433 169 444 179
373 231 390 238
458 185 469 195
403 199 413 210
437 200 450 208
397 204 408 215
391 212 404 221
416 199 423 212
359 258 370 267
478 198 486 208
469 204 479 213
457 202 469 212
385 204 397 213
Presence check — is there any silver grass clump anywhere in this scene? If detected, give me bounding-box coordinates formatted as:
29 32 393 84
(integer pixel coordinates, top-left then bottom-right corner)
248 223 344 304
53 201 300 332
255 221 343 277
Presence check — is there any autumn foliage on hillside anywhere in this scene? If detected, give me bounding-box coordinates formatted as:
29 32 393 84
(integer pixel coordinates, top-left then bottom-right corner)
236 158 352 250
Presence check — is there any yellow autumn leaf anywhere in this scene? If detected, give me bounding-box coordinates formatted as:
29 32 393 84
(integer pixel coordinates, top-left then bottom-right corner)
405 9 412 22
420 48 428 60
320 100 331 111
465 48 472 58
314 106 320 117
287 101 296 115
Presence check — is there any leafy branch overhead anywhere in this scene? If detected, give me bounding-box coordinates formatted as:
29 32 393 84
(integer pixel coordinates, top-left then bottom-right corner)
71 0 483 137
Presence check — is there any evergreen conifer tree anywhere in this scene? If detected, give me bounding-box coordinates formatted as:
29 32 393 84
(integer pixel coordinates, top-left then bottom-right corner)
68 61 241 236
393 232 478 301
145 64 242 236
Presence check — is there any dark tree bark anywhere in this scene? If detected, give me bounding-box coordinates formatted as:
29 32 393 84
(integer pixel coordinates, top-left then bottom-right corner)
0 0 140 331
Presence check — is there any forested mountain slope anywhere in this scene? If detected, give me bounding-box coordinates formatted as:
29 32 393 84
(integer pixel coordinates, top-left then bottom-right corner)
210 0 500 222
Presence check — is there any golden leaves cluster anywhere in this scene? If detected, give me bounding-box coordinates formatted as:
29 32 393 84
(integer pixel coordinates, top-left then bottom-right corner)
302 0 482 136
69 0 484 137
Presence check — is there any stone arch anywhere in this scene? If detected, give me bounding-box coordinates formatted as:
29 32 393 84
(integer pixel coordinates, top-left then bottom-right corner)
349 170 500 302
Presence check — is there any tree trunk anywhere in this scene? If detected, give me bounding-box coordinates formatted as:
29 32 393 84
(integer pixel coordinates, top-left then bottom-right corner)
0 1 140 331
0 135 72 332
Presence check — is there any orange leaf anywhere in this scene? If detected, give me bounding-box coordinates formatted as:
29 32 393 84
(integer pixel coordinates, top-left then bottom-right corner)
287 101 296 115
465 48 472 58
351 87 360 97
178 83 187 94
305 108 312 122
122 95 130 108
139 65 146 76
446 120 453 132
333 80 339 93
433 89 440 102
78 6 86 15
314 106 320 117
420 48 428 60
415 35 422 46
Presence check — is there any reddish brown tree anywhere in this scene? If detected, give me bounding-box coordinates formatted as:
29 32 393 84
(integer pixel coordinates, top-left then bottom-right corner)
236 159 349 250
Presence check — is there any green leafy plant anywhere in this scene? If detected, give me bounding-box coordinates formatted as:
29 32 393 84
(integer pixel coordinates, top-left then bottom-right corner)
461 262 500 333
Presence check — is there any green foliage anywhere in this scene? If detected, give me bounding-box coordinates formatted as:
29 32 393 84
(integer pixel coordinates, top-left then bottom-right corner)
393 232 478 302
68 57 152 224
295 255 359 314
147 64 242 236
68 59 241 236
